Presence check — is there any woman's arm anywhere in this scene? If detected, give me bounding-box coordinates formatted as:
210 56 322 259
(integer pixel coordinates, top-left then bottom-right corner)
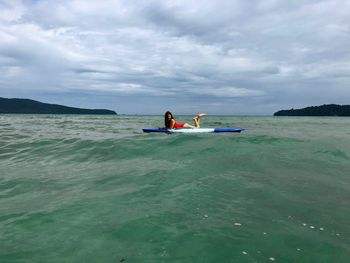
169 119 175 129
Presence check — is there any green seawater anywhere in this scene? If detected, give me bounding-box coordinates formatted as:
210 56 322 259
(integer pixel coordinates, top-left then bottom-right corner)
0 115 349 263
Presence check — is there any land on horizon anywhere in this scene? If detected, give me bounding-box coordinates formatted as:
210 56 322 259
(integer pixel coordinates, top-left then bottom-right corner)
2 98 350 117
274 104 350 116
0 97 117 115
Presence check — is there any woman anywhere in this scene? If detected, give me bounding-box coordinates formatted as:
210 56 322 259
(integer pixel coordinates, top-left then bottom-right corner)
164 111 206 129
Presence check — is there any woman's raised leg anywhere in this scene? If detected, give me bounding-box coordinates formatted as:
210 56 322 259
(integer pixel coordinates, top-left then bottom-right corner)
193 113 206 127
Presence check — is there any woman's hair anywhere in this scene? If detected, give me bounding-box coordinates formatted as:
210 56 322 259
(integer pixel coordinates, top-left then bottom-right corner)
164 111 174 128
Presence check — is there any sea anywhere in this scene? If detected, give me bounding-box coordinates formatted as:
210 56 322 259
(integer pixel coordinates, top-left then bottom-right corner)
1 114 349 263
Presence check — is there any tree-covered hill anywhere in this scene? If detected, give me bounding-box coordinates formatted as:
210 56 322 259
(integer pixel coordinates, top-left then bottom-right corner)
0 97 117 115
274 104 350 116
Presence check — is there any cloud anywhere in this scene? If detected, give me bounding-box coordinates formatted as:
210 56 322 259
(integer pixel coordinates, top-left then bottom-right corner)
189 87 265 98
0 0 350 114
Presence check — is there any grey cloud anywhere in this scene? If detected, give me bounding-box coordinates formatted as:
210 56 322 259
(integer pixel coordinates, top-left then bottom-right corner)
0 0 349 114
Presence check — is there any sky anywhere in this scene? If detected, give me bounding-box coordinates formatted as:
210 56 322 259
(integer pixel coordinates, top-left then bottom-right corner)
1 0 350 115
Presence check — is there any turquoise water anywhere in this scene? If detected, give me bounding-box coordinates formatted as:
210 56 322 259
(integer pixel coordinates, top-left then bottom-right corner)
1 115 350 262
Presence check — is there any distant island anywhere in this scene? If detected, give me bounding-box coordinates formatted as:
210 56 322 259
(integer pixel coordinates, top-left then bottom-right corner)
274 104 350 116
0 97 117 115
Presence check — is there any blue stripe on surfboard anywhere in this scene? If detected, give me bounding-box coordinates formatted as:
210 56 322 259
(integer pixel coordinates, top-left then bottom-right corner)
213 128 245 133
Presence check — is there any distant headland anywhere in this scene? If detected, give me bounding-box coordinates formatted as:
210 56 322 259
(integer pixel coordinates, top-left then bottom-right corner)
0 97 117 115
274 104 350 116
